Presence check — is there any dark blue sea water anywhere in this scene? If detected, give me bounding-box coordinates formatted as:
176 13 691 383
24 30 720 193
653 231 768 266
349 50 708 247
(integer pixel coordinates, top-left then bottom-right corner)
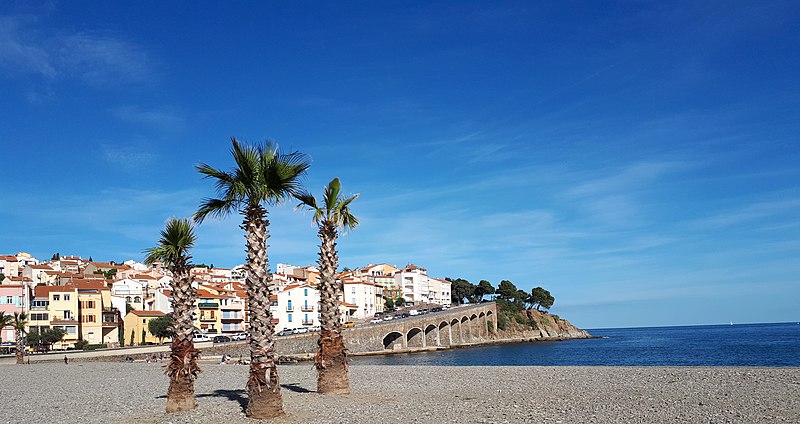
351 322 800 367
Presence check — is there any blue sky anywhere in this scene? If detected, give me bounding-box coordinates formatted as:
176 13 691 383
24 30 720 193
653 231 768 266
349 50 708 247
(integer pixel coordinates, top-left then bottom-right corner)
1 1 798 328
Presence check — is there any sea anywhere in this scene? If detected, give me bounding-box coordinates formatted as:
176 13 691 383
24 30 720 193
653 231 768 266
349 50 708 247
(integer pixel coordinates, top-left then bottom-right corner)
350 322 800 367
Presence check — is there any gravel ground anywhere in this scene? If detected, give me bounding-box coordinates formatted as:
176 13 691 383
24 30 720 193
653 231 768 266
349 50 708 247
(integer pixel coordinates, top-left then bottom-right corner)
0 361 797 423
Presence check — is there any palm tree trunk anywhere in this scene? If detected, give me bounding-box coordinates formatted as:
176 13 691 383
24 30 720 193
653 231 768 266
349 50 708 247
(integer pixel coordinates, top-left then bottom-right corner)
15 329 24 365
316 222 349 394
243 205 283 419
165 267 199 413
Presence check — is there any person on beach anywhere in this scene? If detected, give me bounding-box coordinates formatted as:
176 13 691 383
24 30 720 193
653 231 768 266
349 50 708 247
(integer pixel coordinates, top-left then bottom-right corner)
64 355 68 365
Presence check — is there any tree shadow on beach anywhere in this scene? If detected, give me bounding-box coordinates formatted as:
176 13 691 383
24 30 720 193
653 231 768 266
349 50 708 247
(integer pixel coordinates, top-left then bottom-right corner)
281 383 315 393
197 389 248 411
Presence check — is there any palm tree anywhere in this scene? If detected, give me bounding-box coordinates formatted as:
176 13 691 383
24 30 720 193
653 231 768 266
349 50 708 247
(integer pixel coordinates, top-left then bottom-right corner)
11 312 27 365
144 217 200 413
195 138 309 419
0 312 12 356
296 177 359 394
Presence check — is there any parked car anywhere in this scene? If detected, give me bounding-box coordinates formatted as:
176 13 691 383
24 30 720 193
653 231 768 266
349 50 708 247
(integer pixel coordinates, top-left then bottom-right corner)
292 327 309 334
343 321 355 328
409 310 419 316
382 316 394 321
370 318 382 324
309 326 321 332
213 335 231 343
192 333 212 343
277 329 293 336
231 332 248 341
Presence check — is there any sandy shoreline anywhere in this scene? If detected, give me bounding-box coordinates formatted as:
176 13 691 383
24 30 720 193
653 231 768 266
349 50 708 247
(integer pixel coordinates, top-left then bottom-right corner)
1 362 797 423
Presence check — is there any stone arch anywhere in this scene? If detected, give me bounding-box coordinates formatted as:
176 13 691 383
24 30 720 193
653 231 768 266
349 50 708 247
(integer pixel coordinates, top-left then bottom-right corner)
438 321 451 346
486 310 496 335
383 331 404 350
407 327 424 348
424 323 438 347
461 316 471 342
470 313 481 339
451 318 462 344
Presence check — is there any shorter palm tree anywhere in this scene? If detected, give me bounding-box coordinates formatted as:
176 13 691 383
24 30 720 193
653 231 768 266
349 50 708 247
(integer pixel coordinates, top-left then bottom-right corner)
296 177 359 394
0 312 12 354
144 217 200 413
11 312 27 365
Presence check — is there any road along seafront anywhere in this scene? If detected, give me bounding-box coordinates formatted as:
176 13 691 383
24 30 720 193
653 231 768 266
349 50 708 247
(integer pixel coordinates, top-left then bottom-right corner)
0 362 796 423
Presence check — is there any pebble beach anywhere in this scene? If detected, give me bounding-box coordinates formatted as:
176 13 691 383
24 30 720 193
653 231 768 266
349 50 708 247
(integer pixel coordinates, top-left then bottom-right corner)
1 361 797 423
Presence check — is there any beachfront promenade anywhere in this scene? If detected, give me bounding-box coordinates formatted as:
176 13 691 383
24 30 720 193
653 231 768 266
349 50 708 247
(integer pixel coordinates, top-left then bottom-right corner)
0 303 500 364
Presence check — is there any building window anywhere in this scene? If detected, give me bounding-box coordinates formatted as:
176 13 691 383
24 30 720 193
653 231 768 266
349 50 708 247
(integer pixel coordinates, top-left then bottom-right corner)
134 296 141 303
63 311 72 320
351 287 356 294
5 296 12 304
53 295 60 301
82 315 96 323
31 313 49 321
126 296 131 302
304 288 308 296
64 294 70 301
287 314 293 322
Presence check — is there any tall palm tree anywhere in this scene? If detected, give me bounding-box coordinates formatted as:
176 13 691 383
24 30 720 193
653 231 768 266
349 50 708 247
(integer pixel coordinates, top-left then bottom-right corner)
296 177 359 394
195 138 309 419
11 312 27 365
144 217 199 413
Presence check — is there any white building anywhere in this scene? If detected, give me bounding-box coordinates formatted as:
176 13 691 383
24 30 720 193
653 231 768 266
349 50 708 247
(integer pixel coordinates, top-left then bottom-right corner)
395 264 451 306
342 278 383 319
272 282 319 332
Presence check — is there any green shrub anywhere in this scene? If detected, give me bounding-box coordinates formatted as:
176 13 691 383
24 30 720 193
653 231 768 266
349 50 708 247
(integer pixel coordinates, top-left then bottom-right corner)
74 339 89 350
541 317 551 326
84 344 107 351
550 314 560 321
497 313 508 330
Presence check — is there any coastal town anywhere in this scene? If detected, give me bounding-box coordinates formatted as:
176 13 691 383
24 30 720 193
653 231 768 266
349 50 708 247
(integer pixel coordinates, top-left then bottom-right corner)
0 252 452 351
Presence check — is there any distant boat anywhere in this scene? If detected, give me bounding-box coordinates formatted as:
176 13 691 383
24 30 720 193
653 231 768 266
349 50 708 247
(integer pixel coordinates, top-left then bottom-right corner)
730 321 734 326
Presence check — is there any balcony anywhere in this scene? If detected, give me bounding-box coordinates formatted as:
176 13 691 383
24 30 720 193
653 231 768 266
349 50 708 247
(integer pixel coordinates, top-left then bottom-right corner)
302 320 314 325
286 306 294 312
198 302 219 308
200 317 217 322
221 315 242 321
300 305 314 312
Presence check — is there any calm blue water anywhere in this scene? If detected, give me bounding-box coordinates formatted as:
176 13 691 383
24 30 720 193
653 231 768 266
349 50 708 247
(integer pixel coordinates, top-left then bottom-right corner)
351 322 800 367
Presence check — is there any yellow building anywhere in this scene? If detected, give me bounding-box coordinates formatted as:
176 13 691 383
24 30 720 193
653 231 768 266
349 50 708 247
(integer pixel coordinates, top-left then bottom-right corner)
74 281 119 346
195 289 227 335
30 285 80 349
123 310 166 345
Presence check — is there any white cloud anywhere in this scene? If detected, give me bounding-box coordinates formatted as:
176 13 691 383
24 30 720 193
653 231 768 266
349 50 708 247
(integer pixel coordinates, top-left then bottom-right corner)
0 14 153 86
112 106 185 132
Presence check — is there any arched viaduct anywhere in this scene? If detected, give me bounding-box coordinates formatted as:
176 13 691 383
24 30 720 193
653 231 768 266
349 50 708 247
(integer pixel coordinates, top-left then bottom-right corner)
274 302 499 355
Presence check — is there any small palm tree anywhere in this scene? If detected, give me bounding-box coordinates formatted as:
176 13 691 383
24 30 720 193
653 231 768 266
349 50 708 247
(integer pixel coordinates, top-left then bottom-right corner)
144 217 200 413
195 138 310 419
296 177 359 394
11 312 27 365
0 312 12 355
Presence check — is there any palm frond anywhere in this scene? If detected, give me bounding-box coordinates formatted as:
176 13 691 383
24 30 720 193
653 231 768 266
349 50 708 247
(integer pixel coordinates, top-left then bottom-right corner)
144 218 196 268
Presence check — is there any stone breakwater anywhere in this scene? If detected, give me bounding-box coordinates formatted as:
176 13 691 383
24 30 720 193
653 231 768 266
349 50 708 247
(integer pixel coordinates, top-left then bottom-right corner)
0 363 796 423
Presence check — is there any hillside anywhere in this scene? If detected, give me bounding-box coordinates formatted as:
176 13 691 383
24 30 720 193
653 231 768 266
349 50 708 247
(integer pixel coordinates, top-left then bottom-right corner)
494 300 591 340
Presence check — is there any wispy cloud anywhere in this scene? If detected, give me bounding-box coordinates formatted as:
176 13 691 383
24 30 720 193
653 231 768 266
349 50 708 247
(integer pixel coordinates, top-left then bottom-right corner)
689 198 800 229
100 143 158 169
112 106 185 132
0 14 153 86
